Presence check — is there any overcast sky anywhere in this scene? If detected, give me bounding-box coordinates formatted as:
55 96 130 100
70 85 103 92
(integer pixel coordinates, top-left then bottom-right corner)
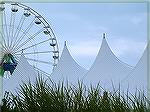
25 3 147 69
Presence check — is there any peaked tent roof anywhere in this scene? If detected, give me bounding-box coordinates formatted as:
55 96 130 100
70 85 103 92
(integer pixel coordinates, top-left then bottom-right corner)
3 54 38 94
121 43 148 94
50 42 87 84
83 34 133 89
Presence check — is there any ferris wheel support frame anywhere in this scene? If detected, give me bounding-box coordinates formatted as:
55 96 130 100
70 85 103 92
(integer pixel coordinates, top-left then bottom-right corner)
0 1 59 75
0 2 3 106
0 1 60 105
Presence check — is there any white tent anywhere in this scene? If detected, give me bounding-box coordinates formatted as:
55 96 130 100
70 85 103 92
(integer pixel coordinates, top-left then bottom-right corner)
50 42 87 84
121 44 148 94
3 54 38 94
83 34 133 90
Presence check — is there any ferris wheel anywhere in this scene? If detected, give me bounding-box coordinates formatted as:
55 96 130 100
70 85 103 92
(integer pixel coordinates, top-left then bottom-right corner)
0 2 59 78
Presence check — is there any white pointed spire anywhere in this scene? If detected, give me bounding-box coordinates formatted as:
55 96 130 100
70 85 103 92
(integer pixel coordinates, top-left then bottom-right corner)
50 41 87 84
83 34 133 90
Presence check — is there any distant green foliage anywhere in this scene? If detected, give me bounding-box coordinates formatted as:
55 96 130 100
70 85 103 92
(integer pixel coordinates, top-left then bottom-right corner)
1 76 150 112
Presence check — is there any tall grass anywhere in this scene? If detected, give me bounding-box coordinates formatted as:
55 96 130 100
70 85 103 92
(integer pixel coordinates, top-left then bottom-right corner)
1 76 150 112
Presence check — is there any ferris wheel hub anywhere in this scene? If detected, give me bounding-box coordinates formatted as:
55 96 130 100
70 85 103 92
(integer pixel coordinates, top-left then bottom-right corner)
0 53 17 75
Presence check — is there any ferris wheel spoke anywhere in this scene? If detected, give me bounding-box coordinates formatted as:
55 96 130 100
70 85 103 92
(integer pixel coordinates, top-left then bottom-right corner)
1 24 7 51
12 14 26 48
3 10 9 47
8 11 16 48
14 28 44 51
8 12 13 44
0 34 8 52
0 32 8 51
0 42 8 53
9 12 17 49
11 18 35 50
14 38 52 53
13 14 25 40
13 54 20 60
25 58 54 65
15 51 57 55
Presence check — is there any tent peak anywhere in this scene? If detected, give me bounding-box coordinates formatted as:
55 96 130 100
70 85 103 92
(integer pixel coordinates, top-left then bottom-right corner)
103 33 106 39
64 41 67 47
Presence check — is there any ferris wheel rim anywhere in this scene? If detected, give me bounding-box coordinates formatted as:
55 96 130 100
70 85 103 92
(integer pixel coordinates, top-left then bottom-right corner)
0 1 59 77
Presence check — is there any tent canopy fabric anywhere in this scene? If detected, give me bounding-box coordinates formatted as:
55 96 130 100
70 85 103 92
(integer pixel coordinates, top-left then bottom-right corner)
121 44 148 94
50 42 87 84
83 37 133 90
3 37 148 96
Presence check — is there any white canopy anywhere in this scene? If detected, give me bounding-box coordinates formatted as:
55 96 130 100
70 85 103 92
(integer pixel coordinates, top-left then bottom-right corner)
83 35 133 90
3 54 38 94
50 42 87 84
121 44 148 94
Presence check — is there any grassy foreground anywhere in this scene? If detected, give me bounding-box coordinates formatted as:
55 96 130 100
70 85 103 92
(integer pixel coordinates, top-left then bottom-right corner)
1 76 150 112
